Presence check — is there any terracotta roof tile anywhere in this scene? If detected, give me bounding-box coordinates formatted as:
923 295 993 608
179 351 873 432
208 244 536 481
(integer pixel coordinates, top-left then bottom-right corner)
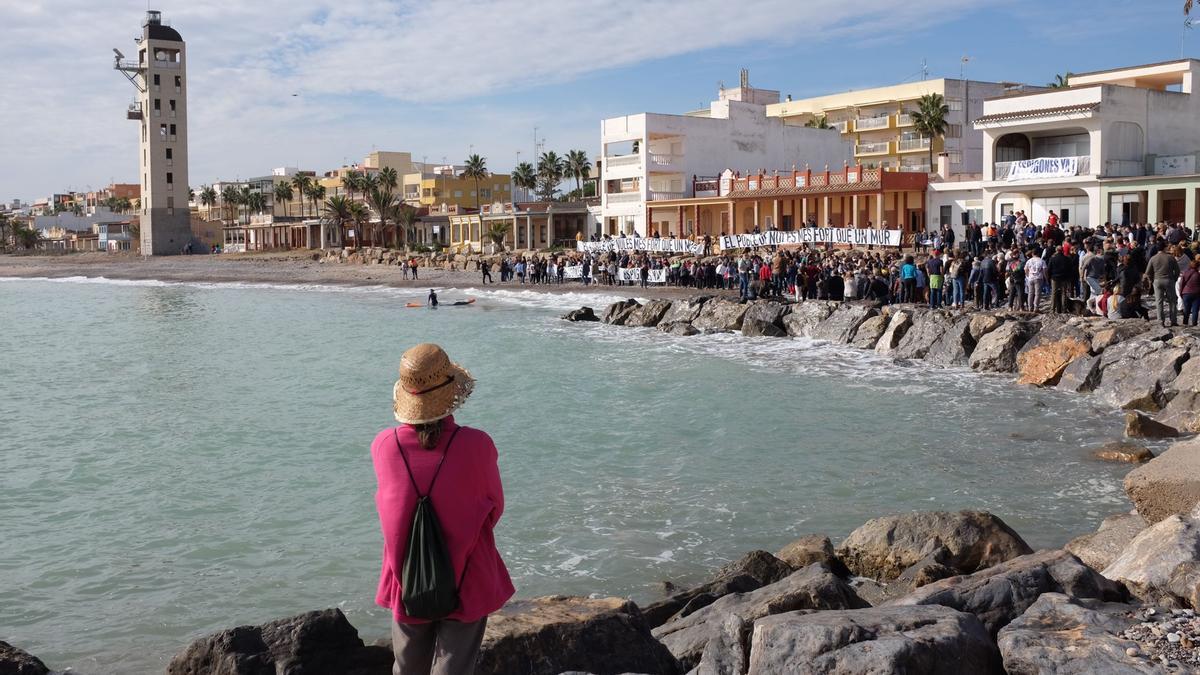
974 102 1099 125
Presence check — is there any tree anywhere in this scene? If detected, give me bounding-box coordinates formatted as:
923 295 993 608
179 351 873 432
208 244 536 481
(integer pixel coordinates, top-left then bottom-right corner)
911 93 950 174
360 173 379 202
536 151 566 200
246 191 266 216
200 186 218 219
343 170 362 202
323 195 352 248
367 185 400 248
1048 72 1073 89
511 162 536 202
804 114 832 129
487 221 510 252
397 203 418 250
348 201 369 249
378 166 399 192
239 186 255 224
273 183 293 218
1188 0 1193 16
462 154 488 208
0 213 11 250
307 184 326 219
564 150 590 196
220 185 241 223
291 174 312 217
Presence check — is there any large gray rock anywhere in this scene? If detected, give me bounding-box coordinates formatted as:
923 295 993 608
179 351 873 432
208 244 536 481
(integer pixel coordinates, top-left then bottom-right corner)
1057 354 1103 393
691 614 749 675
692 300 748 332
892 310 952 360
924 314 977 367
970 320 1035 373
742 301 789 328
873 310 913 355
601 299 641 326
741 318 787 338
1091 322 1150 352
657 321 699 337
1123 437 1200 524
562 306 600 322
167 608 392 675
889 549 1128 636
782 302 836 338
477 596 680 675
836 510 1032 581
1102 508 1200 598
969 314 1003 341
810 304 877 344
659 296 710 325
775 535 849 577
0 642 49 675
997 593 1155 675
1123 411 1180 439
746 605 1002 675
642 550 794 629
1065 512 1148 571
849 314 889 349
625 299 673 328
652 563 866 670
1159 356 1200 433
1093 342 1189 411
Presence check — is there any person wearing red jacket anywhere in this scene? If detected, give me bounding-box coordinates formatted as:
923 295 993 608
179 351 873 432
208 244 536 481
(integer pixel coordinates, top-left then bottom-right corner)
372 343 515 675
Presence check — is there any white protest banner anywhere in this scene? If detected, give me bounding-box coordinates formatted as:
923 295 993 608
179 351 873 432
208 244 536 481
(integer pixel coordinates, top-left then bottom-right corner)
616 268 668 283
1006 157 1079 182
719 228 902 250
562 265 586 280
578 237 703 255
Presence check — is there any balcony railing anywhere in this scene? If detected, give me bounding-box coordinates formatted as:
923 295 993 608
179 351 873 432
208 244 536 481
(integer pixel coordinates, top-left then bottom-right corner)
648 152 682 168
897 137 931 152
855 116 890 131
896 113 914 126
834 121 849 133
993 155 1091 181
898 163 932 173
855 141 890 155
1104 159 1143 177
604 154 640 169
693 177 719 197
648 191 685 201
605 191 641 204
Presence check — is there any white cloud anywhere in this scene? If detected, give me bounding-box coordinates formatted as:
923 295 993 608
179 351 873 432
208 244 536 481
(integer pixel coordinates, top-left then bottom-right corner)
0 0 990 199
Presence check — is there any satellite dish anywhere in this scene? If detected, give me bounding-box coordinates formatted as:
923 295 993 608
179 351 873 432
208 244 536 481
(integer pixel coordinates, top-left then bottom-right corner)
155 50 167 61
113 48 125 59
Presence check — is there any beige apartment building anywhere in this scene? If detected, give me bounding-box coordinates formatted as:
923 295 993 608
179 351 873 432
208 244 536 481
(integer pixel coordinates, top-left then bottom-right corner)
767 79 1031 176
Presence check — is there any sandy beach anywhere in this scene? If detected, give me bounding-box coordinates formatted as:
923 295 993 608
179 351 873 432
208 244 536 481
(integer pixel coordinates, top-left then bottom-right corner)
0 251 736 301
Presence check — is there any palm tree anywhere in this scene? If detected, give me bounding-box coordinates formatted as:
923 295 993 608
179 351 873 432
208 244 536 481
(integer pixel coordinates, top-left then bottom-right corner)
1187 0 1193 15
307 184 326 219
804 114 832 129
323 195 352 248
487 221 511 252
378 167 399 192
343 170 362 202
911 93 950 174
239 186 255 224
511 162 536 203
462 154 488 208
200 186 218 219
291 174 312 217
349 201 369 249
273 183 294 218
397 203 418 250
1048 73 1073 89
246 191 266 217
220 185 241 223
564 150 590 196
536 151 566 201
367 185 400 248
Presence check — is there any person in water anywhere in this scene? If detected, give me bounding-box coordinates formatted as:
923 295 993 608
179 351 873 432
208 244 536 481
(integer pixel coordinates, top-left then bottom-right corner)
371 344 514 674
427 289 438 307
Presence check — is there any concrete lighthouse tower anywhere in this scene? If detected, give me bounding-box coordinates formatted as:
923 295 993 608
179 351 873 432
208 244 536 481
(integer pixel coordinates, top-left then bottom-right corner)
114 10 192 255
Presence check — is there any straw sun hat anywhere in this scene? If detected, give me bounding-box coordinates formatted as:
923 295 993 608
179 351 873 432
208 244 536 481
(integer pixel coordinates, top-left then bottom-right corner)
392 343 475 425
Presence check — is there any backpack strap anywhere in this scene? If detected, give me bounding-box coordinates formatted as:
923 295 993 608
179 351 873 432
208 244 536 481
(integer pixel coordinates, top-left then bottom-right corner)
393 425 463 498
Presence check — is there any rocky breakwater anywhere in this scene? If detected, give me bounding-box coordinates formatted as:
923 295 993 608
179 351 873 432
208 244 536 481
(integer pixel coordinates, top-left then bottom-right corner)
12 494 1200 673
311 247 543 270
569 295 1200 437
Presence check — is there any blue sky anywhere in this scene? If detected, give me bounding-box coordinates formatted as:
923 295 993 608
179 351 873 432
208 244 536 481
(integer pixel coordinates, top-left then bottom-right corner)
0 0 1194 201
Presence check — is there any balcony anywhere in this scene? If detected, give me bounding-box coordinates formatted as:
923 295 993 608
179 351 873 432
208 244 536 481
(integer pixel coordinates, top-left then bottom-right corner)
647 152 682 169
855 141 891 156
855 116 890 131
898 163 932 173
604 154 640 169
993 155 1092 181
648 191 685 201
1104 159 1143 177
126 103 143 120
896 113 915 127
605 192 642 204
897 137 931 152
834 120 850 133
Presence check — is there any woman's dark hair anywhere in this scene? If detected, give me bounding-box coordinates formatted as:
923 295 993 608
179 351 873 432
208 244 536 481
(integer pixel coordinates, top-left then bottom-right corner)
414 421 443 450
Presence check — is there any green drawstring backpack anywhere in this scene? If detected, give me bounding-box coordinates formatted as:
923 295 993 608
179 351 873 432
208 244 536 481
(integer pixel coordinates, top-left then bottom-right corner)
394 426 463 620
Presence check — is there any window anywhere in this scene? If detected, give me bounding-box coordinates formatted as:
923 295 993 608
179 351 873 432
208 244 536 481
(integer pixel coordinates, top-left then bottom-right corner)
454 190 463 198
948 151 962 164
947 98 963 112
169 124 176 137
169 100 176 112
153 74 160 86
174 75 181 92
167 196 174 215
166 172 173 184
165 148 172 159
480 189 491 199
945 124 962 138
159 124 167 140
154 98 161 110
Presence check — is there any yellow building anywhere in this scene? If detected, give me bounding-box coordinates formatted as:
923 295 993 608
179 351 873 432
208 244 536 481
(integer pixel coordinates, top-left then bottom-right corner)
768 78 1030 176
401 171 513 211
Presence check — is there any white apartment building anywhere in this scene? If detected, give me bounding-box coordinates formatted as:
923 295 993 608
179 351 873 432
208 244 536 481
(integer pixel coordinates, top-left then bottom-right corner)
973 59 1200 229
600 74 852 236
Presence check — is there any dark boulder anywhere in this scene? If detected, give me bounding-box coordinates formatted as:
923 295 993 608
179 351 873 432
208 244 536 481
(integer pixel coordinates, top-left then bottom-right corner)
562 306 600 322
625 299 673 328
642 550 794 629
600 299 641 325
810 304 878 344
969 320 1035 373
741 318 787 338
657 321 699 337
0 642 49 675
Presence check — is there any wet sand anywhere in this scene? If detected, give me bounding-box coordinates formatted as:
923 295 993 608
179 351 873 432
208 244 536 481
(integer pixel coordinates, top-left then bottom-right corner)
0 252 735 300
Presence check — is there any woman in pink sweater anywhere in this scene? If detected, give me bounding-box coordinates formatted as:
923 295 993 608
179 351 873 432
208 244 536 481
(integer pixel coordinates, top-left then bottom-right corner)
372 343 514 675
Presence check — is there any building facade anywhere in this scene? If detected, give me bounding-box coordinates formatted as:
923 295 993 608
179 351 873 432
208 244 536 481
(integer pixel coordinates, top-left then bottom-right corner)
116 10 192 255
599 75 853 238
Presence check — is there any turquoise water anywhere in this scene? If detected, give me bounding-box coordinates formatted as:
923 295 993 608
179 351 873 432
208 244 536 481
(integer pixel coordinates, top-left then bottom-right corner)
0 277 1139 673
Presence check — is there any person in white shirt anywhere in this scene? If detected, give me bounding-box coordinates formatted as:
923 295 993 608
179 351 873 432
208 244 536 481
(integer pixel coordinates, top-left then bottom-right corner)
1024 251 1046 312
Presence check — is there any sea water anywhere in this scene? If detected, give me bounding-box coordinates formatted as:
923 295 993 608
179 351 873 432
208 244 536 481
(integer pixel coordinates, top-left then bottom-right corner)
0 277 1142 672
